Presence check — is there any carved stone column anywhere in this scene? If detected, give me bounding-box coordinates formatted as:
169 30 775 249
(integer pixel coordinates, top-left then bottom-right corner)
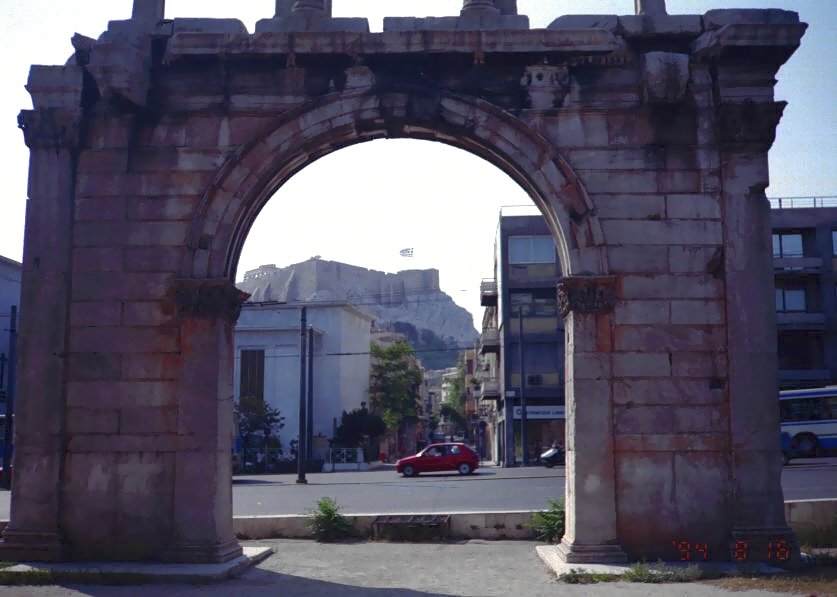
462 0 499 14
162 280 249 563
0 105 82 561
554 277 627 563
132 0 165 23
635 0 667 15
717 104 799 562
292 0 326 14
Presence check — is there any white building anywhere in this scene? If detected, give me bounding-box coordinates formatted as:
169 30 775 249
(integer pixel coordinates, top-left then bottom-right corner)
234 301 374 459
0 256 21 365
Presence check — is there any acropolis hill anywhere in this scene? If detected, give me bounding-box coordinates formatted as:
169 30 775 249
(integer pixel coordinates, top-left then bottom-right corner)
238 259 478 367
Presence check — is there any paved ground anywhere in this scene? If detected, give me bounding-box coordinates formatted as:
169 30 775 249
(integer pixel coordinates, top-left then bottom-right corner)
0 539 802 596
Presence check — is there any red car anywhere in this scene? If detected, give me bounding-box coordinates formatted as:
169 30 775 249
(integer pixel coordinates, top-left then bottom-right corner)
396 442 479 477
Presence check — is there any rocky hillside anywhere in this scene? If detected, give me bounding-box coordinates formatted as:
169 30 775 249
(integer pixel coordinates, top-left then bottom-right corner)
237 259 478 369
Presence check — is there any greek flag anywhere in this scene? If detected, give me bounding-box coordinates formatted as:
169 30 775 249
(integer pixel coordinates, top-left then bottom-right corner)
399 248 414 257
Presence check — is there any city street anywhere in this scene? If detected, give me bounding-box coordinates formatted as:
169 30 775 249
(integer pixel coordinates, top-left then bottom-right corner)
229 457 837 517
0 458 833 520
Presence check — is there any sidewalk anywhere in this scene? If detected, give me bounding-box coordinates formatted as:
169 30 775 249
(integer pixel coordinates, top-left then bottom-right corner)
0 539 803 596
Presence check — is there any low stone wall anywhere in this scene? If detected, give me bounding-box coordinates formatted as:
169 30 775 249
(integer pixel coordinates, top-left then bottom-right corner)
1 501 831 544
785 499 837 545
233 510 537 541
232 502 837 543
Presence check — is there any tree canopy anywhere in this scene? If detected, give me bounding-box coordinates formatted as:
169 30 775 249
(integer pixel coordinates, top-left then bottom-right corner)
369 340 423 430
236 395 285 448
333 406 386 447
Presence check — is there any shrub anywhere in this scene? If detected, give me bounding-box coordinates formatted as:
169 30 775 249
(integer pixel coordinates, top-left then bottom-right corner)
308 497 354 542
527 498 565 543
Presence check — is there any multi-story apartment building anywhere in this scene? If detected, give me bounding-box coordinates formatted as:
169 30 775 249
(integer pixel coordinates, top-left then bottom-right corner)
770 199 837 388
472 200 837 467
478 211 565 467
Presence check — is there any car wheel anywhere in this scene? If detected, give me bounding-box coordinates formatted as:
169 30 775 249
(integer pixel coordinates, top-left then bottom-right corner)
403 465 416 477
782 451 790 466
544 462 555 469
458 462 472 475
795 433 818 457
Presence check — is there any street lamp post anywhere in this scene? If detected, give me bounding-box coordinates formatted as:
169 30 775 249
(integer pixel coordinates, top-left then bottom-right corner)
518 308 528 466
296 306 308 484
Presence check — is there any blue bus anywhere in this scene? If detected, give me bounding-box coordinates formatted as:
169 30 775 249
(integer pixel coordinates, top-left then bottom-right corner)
779 386 837 457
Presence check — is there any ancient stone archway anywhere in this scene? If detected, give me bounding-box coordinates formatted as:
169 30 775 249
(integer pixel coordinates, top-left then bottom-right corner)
3 0 806 565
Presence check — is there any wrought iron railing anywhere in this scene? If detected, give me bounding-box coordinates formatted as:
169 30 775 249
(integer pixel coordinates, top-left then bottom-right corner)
768 196 837 209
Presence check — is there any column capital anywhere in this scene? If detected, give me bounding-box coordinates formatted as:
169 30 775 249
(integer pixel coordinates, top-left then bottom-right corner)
557 276 616 318
17 108 81 151
171 279 250 323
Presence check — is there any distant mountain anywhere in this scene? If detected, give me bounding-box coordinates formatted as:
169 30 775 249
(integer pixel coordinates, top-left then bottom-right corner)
237 259 478 369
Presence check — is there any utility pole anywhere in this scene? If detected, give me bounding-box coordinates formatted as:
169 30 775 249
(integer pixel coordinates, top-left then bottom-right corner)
518 308 528 466
296 306 308 484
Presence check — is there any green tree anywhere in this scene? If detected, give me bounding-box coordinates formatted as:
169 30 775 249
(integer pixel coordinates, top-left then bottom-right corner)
369 341 423 431
443 354 468 417
235 395 284 472
440 403 468 434
333 406 386 447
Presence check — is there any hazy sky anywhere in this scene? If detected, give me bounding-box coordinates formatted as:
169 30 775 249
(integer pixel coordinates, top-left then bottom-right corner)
1 0 834 326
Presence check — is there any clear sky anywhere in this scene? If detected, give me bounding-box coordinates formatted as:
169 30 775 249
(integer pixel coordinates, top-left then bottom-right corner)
1 1 834 326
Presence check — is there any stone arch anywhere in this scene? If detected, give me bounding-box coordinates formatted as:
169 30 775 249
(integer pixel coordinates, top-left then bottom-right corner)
2 1 804 566
182 87 607 281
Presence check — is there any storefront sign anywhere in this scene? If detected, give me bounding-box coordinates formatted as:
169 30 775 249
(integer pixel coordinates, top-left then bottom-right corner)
513 405 565 420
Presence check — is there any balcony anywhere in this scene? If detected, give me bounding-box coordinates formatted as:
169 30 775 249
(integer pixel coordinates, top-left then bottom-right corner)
774 256 822 275
776 311 826 329
479 379 501 400
779 368 830 384
479 327 500 354
480 279 498 307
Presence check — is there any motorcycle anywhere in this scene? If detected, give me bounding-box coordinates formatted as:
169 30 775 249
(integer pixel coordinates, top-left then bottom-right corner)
539 446 564 468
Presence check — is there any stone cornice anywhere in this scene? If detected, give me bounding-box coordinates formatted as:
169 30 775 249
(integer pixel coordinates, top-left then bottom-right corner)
17 109 81 151
171 279 251 323
557 276 617 318
718 101 786 150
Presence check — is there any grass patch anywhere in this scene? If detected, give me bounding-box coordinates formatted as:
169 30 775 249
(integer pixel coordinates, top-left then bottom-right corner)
622 561 704 583
704 558 837 596
558 568 620 584
0 569 160 586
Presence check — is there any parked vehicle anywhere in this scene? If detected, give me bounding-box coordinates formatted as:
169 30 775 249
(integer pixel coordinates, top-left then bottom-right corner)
539 445 564 468
396 442 479 477
780 386 837 457
781 431 800 466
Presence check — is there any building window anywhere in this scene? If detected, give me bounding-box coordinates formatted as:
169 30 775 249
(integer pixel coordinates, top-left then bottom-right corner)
240 349 265 401
775 288 806 312
778 331 825 370
772 232 803 258
508 235 556 264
